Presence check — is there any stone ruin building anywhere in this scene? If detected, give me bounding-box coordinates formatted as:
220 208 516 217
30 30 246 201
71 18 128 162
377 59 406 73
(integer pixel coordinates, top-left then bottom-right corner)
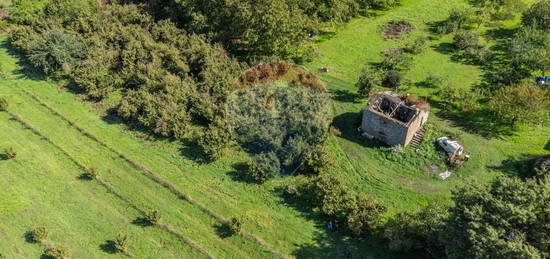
360 92 430 147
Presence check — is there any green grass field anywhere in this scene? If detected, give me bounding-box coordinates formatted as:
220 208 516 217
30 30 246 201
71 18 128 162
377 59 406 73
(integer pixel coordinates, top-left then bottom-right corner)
1 0 549 258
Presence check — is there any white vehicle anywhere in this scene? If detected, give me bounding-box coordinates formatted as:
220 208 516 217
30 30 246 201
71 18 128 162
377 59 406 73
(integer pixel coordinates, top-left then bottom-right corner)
437 137 464 155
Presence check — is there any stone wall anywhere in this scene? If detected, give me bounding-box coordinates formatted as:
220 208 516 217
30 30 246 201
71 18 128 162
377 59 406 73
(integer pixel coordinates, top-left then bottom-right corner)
361 109 408 146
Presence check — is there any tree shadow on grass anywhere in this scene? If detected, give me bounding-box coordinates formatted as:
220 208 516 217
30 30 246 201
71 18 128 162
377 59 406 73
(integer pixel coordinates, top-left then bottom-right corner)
99 240 118 254
214 223 233 239
332 89 362 104
132 217 153 227
226 163 260 184
23 231 37 244
0 39 46 82
545 140 550 152
274 187 398 259
488 154 538 179
331 112 386 148
179 139 210 164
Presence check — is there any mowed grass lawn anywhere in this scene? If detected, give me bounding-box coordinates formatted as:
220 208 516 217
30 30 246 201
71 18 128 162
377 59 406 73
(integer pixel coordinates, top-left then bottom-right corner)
1 0 549 258
306 0 550 212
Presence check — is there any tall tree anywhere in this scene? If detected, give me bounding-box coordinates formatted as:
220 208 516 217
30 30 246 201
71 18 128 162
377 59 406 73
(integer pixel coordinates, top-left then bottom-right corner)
489 83 550 127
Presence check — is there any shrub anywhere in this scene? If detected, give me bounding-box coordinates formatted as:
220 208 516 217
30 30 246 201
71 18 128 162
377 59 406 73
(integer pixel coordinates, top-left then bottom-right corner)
404 36 428 54
0 98 7 111
380 48 412 71
43 244 70 259
197 120 230 162
438 7 474 34
382 70 403 89
84 167 99 180
228 217 243 235
249 152 281 183
346 194 388 236
30 227 48 243
4 147 17 159
356 66 380 97
453 30 479 50
522 0 550 31
26 28 86 74
383 204 447 255
298 145 334 175
113 234 130 255
423 73 444 88
144 210 161 225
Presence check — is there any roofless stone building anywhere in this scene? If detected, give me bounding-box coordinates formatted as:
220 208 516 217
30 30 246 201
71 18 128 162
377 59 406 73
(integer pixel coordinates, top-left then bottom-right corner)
360 92 429 147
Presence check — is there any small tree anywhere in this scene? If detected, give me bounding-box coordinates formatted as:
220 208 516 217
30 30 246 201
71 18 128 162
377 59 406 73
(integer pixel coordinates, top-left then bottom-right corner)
84 167 99 180
228 217 243 235
4 147 17 159
356 67 379 98
346 194 387 236
248 152 281 183
113 234 130 255
404 36 428 54
0 98 7 111
299 145 333 175
144 210 161 225
30 227 48 243
510 26 550 76
381 49 412 71
382 70 404 90
522 0 550 31
43 244 70 259
453 30 480 50
489 83 550 127
197 119 230 162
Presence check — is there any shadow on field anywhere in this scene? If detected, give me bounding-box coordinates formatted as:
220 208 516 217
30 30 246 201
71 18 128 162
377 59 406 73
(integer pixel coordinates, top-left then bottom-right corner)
332 89 362 103
99 240 118 254
331 112 385 148
214 223 233 239
275 188 396 259
132 217 154 227
0 39 46 82
179 139 210 164
489 154 538 179
226 163 260 184
545 140 550 152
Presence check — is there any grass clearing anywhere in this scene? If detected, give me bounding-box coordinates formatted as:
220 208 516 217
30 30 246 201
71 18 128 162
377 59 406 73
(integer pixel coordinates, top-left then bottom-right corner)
1 0 549 258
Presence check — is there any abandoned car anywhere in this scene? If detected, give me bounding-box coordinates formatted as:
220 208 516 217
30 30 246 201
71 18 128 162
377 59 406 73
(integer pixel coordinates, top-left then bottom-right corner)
360 91 429 147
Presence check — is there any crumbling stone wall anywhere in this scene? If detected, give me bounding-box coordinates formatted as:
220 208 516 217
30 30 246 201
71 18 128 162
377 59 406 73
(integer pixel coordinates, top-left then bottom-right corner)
361 109 408 146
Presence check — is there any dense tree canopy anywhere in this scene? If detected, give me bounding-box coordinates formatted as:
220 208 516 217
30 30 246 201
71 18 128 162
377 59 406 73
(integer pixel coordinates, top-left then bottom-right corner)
227 82 331 178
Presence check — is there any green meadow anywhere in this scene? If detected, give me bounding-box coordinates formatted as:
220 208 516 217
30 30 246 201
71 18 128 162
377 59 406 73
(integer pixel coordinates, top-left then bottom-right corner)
0 0 548 258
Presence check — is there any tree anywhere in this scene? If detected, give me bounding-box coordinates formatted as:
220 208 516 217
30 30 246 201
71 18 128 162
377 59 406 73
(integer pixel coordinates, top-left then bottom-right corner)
383 204 448 255
4 147 17 159
489 83 550 127
522 0 550 31
144 210 161 225
228 217 243 235
510 26 550 76
438 7 474 34
227 82 331 180
43 244 70 259
356 66 379 97
442 176 550 258
346 194 387 236
29 227 48 243
113 234 130 255
7 0 48 24
249 152 281 183
380 48 412 71
382 70 404 89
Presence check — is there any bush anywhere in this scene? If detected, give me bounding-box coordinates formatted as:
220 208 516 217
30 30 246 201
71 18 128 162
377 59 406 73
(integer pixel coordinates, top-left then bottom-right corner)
382 70 404 89
383 204 447 255
404 36 428 54
30 227 48 243
5 147 17 159
26 28 86 74
0 98 7 111
286 173 386 237
356 66 380 97
228 217 243 235
298 145 333 175
84 167 99 180
113 234 130 255
437 7 474 34
43 244 70 259
249 152 281 183
423 73 444 88
197 120 230 162
380 48 412 71
453 30 479 50
144 210 161 225
522 0 550 31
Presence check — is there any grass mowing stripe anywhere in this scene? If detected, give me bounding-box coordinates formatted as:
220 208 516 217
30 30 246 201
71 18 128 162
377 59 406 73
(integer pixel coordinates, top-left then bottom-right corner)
3 109 215 259
20 88 286 259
